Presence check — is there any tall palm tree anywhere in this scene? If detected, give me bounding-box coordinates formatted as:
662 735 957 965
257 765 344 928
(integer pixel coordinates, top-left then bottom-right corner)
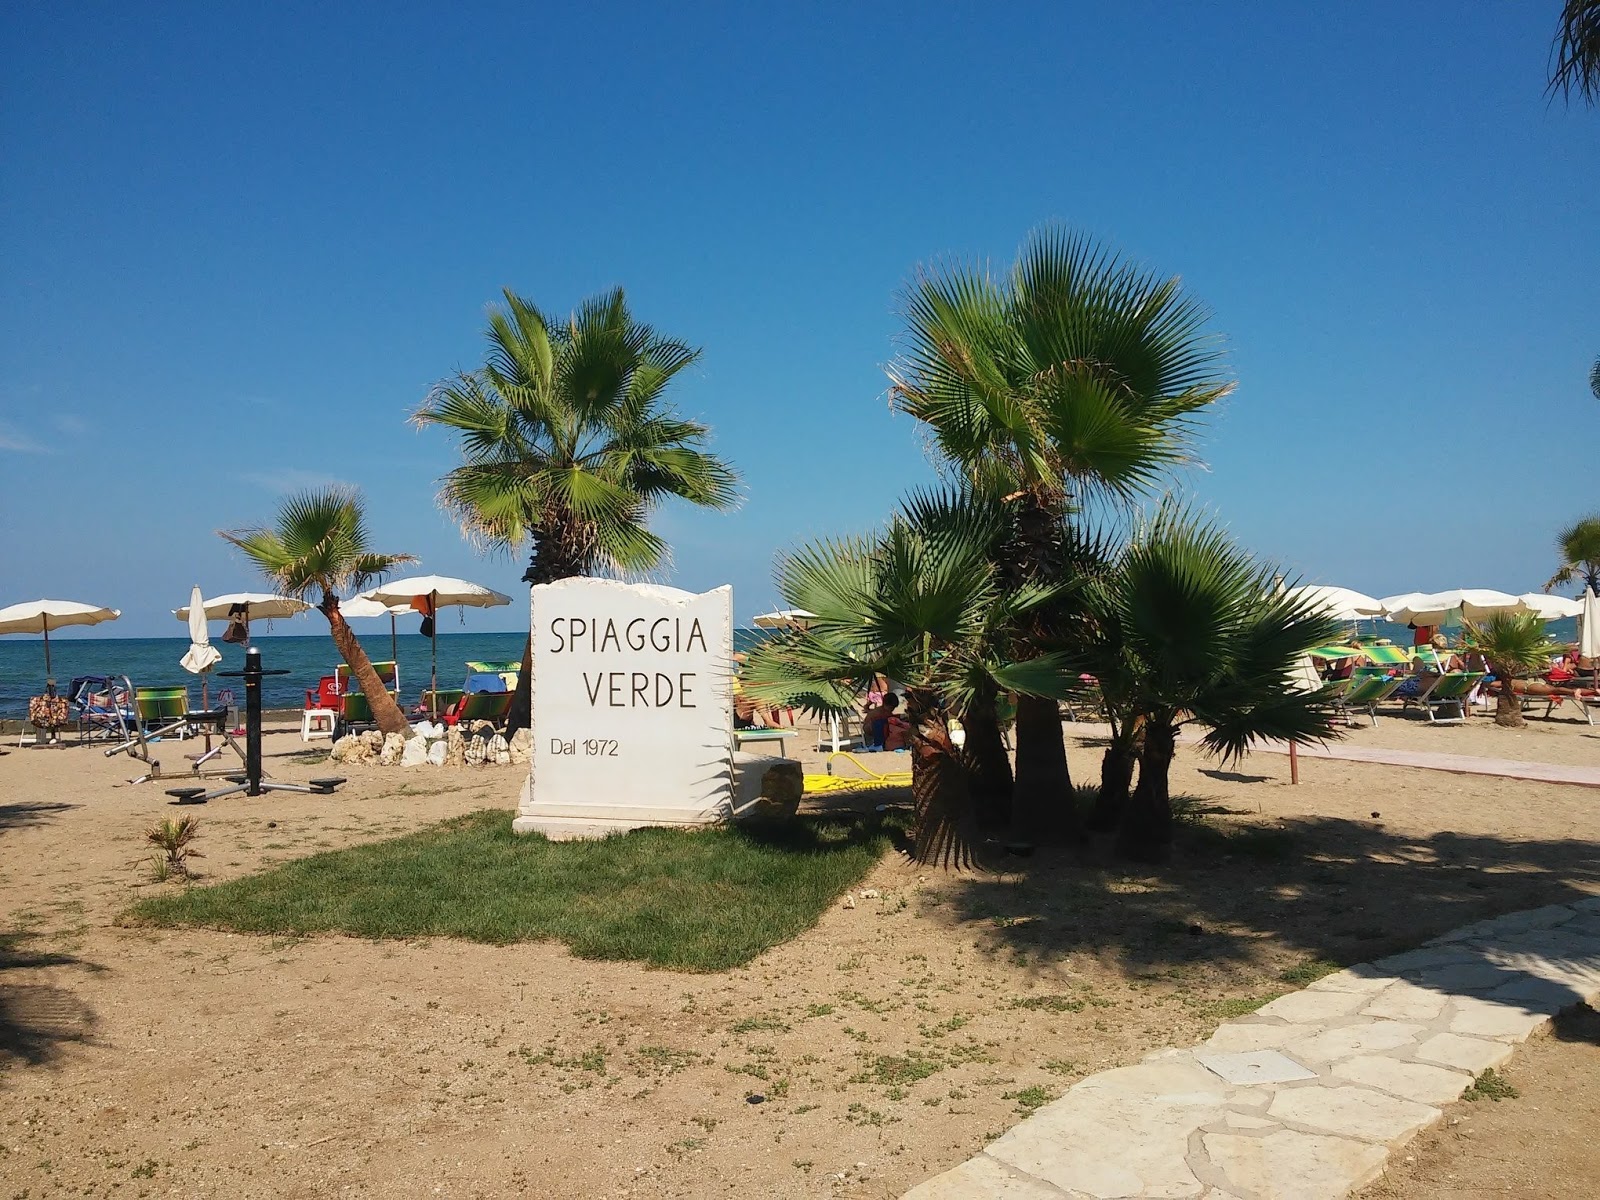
221 488 417 735
1465 612 1561 728
742 490 1075 866
887 226 1231 836
1545 514 1600 594
1081 509 1342 862
416 288 740 733
1550 0 1600 103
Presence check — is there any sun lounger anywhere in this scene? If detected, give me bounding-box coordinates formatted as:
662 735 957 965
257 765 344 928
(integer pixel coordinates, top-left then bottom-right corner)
734 727 792 757
1420 671 1485 725
1333 673 1405 726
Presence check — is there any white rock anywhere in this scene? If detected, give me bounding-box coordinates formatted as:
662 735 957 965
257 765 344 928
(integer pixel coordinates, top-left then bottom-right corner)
400 735 429 767
426 739 448 766
378 731 407 766
490 733 511 764
411 720 443 739
444 726 466 767
465 737 487 766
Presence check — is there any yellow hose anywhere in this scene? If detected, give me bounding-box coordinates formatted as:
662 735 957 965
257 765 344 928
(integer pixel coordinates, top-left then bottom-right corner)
803 751 911 794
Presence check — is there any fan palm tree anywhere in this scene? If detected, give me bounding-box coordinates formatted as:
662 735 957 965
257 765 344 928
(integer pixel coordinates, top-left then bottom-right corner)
416 288 740 733
1465 612 1561 728
221 488 417 735
1081 509 1342 862
1545 515 1600 594
887 225 1231 836
742 490 1075 866
1550 0 1600 103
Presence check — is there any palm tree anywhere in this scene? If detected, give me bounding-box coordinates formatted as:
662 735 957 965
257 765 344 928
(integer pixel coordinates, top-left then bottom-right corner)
416 288 740 733
1465 612 1561 728
1081 509 1342 862
742 490 1075 866
221 488 417 735
1550 0 1600 103
1545 515 1600 594
887 226 1231 836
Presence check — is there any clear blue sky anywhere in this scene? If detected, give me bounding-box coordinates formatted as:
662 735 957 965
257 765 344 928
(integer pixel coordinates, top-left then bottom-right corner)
2 2 1595 639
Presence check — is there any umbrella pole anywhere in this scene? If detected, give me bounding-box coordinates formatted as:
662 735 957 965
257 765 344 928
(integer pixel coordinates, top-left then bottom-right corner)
430 590 439 721
42 614 53 694
389 613 397 669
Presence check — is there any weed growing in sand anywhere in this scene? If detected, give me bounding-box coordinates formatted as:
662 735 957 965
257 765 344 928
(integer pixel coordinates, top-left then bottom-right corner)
1278 958 1343 986
1464 1068 1520 1102
1004 1085 1055 1113
146 817 203 881
128 809 892 970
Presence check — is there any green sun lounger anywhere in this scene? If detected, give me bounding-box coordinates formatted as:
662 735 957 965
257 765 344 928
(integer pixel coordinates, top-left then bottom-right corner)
1420 671 1485 725
1335 673 1405 726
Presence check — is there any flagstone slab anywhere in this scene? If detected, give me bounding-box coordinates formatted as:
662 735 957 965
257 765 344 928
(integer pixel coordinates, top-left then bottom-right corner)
1446 996 1546 1041
1196 1050 1317 1086
901 1154 1066 1199
1203 1130 1389 1200
1283 1021 1425 1066
1358 982 1448 1022
1254 989 1367 1023
1328 1056 1471 1106
1304 965 1392 994
1412 1031 1514 1074
1265 1085 1440 1145
1414 960 1514 992
1203 1023 1301 1053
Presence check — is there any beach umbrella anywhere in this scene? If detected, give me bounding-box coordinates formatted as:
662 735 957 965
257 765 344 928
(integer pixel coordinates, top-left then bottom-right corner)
362 575 511 717
1581 588 1600 687
179 585 223 679
1283 585 1385 622
1515 593 1583 620
343 592 411 666
752 608 817 630
174 591 311 646
1381 589 1520 627
0 598 121 690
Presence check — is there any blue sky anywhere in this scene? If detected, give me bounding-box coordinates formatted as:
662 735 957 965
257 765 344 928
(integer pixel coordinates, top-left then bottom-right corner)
2 2 1595 639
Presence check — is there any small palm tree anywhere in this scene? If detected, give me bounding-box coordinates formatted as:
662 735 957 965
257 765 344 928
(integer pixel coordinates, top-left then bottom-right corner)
1549 0 1600 103
888 225 1231 835
416 288 740 732
221 488 416 735
1082 509 1343 862
146 815 203 880
743 490 1075 866
1465 612 1561 728
1545 515 1600 594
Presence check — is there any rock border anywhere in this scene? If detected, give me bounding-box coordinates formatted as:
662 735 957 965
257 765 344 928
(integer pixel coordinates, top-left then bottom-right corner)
904 897 1600 1199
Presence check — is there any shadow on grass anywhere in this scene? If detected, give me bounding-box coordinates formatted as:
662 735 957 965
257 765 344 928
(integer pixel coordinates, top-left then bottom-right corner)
0 933 100 1067
931 800 1600 992
126 809 903 972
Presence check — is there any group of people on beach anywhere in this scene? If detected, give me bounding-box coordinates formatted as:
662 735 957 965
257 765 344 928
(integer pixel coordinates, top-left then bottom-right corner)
731 656 909 751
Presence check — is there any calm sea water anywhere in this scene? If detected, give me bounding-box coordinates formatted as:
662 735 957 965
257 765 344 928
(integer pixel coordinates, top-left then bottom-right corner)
1 619 1579 719
0 629 777 718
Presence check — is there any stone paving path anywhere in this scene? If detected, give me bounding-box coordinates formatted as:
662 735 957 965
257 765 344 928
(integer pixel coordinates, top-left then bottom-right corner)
904 897 1600 1199
1241 739 1600 789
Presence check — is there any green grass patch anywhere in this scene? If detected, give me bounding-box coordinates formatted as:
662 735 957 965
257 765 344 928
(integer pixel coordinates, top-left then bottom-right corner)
128 809 890 971
1197 994 1284 1020
1003 1085 1056 1114
1009 994 1085 1014
1463 1068 1519 1102
1278 958 1343 986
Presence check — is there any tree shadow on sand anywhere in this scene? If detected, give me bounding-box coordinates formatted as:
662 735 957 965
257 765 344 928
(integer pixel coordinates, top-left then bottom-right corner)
0 934 102 1069
0 802 82 834
921 803 1600 990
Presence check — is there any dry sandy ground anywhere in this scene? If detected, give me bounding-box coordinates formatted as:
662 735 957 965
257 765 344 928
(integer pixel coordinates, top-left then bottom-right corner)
0 710 1596 1199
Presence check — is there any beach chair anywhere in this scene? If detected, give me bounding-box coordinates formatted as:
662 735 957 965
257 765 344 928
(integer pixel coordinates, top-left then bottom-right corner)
134 686 191 736
1334 673 1405 726
69 675 135 743
464 659 520 691
336 691 378 738
441 690 514 729
335 661 399 702
1420 671 1485 725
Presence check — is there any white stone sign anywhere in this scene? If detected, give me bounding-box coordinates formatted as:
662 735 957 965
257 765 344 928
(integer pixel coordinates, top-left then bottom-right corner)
513 578 734 839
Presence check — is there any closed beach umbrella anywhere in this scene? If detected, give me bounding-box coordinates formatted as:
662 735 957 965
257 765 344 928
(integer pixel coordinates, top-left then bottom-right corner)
179 585 223 678
362 575 511 717
1516 593 1583 620
752 608 817 630
0 598 121 688
1284 585 1384 622
1581 588 1600 684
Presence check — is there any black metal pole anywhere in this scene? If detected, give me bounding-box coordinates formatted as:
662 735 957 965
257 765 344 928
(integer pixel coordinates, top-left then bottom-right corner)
245 646 263 795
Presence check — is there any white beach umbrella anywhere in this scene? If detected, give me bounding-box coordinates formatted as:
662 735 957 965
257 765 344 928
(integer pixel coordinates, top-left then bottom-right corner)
174 591 311 647
1581 588 1600 664
751 608 817 630
179 585 223 677
1515 593 1583 620
0 598 121 686
1381 589 1520 626
1283 585 1385 622
343 592 412 666
362 575 512 716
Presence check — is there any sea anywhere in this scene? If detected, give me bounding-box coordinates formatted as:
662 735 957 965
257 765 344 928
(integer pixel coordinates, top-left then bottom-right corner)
0 618 1580 720
0 629 779 718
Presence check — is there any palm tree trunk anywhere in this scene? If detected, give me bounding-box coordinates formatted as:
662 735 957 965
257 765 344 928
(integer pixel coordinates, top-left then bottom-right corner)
324 600 410 736
905 688 974 868
1116 718 1175 863
1089 718 1141 833
960 688 1013 831
1012 693 1080 843
1494 680 1524 728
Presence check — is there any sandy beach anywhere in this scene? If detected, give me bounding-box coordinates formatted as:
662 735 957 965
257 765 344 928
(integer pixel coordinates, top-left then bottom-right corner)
1 710 1596 1198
